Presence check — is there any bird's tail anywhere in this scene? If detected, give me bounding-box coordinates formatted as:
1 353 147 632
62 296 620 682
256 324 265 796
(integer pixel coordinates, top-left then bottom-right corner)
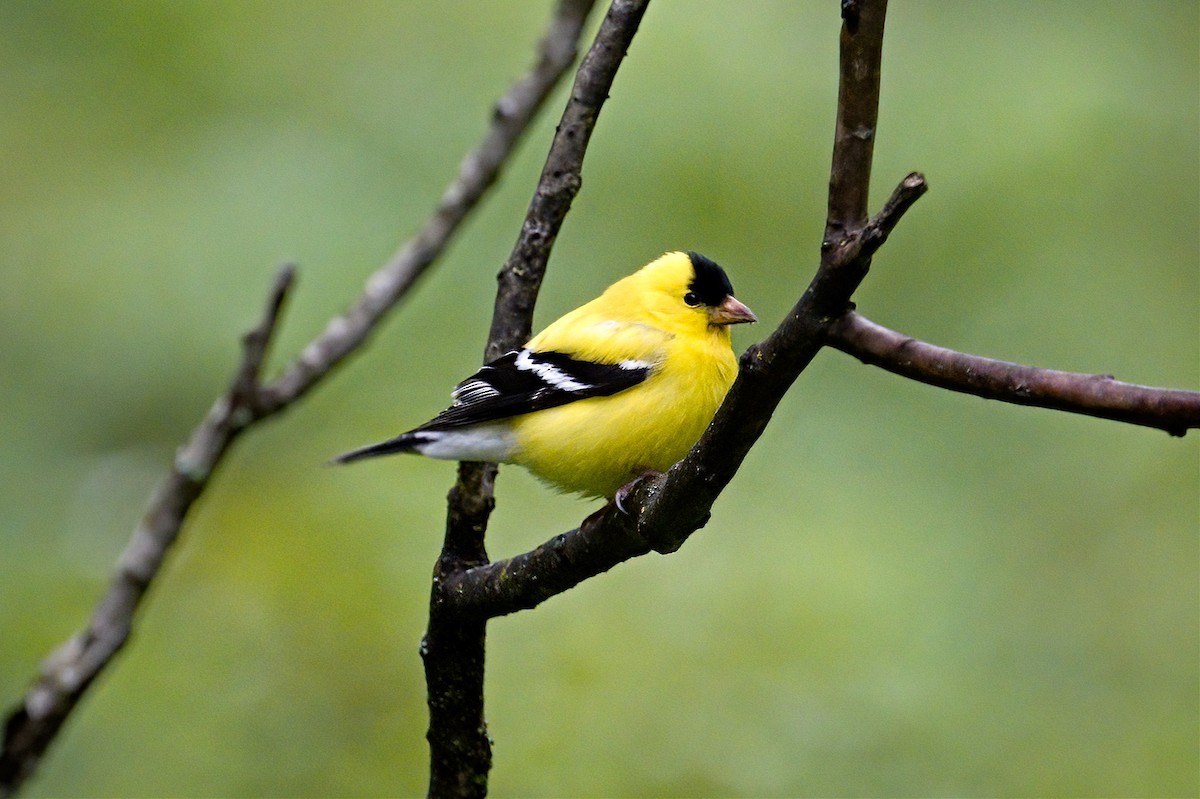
330 433 419 465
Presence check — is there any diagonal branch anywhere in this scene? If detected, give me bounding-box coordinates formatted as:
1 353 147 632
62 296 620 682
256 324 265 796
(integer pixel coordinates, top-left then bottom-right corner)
423 2 648 796
0 264 297 797
0 2 596 795
828 312 1200 436
485 0 650 361
257 0 598 412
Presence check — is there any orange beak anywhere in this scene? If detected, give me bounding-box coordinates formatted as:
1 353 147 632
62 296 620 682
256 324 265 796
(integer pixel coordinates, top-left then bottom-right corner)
708 295 757 326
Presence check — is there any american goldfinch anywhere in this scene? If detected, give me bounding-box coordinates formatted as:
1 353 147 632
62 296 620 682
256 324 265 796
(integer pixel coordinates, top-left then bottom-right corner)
335 250 756 499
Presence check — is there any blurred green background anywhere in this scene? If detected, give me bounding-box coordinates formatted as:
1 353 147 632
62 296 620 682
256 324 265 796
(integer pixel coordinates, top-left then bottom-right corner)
1 2 1196 797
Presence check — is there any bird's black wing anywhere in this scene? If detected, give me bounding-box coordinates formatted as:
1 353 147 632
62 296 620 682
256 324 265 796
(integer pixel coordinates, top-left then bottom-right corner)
418 349 653 431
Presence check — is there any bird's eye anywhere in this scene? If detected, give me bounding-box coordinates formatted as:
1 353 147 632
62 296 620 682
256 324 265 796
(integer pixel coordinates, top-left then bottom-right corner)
683 291 701 307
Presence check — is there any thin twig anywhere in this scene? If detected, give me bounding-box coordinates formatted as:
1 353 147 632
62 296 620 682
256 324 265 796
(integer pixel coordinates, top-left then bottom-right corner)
828 312 1200 436
0 1 595 793
232 264 296 414
423 2 647 796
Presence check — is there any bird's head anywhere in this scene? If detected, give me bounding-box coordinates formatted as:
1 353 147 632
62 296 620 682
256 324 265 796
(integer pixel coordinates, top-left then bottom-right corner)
614 251 756 338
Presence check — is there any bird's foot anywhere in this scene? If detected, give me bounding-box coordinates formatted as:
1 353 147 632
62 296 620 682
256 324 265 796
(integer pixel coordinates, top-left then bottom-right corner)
613 469 665 514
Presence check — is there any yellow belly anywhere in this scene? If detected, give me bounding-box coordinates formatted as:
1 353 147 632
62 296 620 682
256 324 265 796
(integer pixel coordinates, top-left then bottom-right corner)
510 339 737 498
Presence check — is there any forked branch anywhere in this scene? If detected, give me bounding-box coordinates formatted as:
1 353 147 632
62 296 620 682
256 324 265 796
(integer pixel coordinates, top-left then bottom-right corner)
441 167 924 616
440 0 1197 627
440 0 898 616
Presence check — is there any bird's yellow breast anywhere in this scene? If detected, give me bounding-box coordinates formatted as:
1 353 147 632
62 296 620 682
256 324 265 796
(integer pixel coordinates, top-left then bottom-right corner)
510 326 738 498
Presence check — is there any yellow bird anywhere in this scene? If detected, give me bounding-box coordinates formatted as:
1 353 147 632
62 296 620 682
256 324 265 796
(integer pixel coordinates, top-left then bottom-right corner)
335 251 756 500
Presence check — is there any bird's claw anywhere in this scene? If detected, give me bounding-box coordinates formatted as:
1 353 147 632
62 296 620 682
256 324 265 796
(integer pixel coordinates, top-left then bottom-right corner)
613 470 664 514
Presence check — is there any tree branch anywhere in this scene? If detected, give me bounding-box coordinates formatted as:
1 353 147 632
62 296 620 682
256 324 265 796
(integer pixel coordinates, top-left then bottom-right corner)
485 0 648 362
257 0 598 412
440 0 1196 624
441 165 921 615
0 265 296 797
826 0 887 240
423 2 647 796
828 311 1200 436
440 0 896 617
436 0 1196 707
0 1 595 793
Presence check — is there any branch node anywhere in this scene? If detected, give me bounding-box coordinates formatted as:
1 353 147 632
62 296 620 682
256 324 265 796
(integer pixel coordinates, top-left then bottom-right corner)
231 263 297 418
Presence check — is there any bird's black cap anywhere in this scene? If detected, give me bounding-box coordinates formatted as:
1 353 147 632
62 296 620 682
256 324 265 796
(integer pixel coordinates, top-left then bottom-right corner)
686 251 736 306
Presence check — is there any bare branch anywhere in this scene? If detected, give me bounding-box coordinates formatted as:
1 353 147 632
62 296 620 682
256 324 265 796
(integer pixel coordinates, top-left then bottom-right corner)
442 1 896 617
423 2 647 795
256 0 597 412
441 0 1196 622
441 162 921 615
0 2 595 793
232 264 296 413
486 0 649 361
0 264 296 796
829 312 1200 436
438 0 1196 649
441 505 652 619
826 0 888 239
858 171 928 255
